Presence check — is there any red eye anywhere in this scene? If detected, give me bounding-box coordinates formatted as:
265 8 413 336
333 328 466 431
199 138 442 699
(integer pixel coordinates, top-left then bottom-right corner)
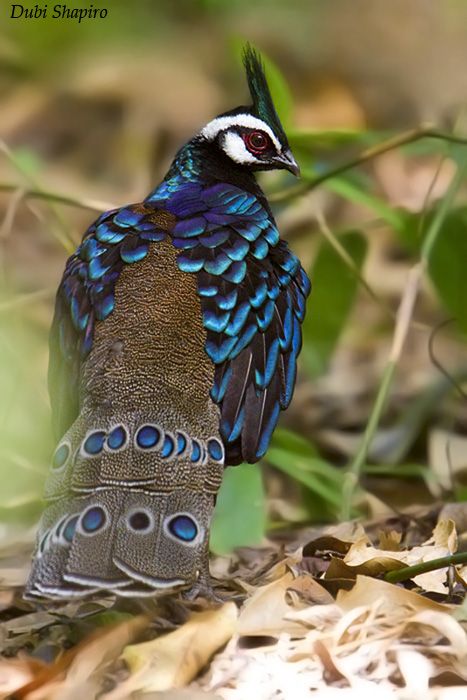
244 130 270 154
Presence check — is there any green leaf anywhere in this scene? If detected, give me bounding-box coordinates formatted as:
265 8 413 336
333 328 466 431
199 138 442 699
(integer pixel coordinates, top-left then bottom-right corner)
269 426 318 457
266 446 343 509
324 176 407 232
302 230 367 377
210 463 266 554
427 206 467 335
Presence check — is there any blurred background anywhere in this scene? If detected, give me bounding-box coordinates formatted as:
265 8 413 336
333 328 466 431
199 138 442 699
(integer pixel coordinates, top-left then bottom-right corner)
1 0 467 555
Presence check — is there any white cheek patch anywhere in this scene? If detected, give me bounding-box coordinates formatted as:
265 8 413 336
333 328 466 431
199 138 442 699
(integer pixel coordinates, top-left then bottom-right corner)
201 114 282 153
221 132 259 165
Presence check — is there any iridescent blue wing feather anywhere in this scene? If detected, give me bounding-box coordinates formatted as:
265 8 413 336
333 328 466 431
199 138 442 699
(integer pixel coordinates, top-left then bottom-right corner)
49 204 170 439
159 181 311 464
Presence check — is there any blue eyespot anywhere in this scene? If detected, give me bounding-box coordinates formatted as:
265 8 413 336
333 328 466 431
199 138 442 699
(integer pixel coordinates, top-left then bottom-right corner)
63 516 79 543
83 431 106 455
167 514 198 542
127 510 152 532
207 438 224 462
136 425 161 449
161 434 175 458
81 506 106 534
52 443 70 469
107 425 127 450
190 440 201 463
175 432 187 455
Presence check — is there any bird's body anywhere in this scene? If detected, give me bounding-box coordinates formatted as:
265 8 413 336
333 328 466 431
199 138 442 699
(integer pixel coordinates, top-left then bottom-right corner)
25 47 310 600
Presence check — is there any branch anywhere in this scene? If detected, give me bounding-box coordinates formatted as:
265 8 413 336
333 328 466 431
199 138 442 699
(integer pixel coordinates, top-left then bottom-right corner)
0 183 114 214
270 126 467 203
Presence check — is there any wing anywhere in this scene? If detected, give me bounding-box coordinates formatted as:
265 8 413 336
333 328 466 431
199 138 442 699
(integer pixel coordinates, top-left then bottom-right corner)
48 204 173 440
166 182 311 465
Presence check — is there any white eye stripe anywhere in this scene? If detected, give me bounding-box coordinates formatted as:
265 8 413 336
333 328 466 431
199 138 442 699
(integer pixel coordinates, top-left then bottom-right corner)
201 114 281 152
222 132 260 165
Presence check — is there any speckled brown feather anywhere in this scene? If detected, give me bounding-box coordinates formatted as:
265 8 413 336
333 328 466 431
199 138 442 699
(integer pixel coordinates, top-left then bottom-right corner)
26 230 225 599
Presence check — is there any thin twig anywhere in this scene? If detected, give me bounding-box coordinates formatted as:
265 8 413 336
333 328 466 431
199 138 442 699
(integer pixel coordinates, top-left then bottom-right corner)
0 183 114 214
0 187 26 240
270 126 467 203
0 141 79 253
314 209 396 321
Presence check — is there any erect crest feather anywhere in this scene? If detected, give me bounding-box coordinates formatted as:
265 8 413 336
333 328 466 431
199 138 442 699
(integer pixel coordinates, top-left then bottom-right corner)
242 44 287 146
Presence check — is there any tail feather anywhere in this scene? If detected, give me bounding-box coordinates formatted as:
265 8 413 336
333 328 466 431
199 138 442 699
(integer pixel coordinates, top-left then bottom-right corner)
25 412 224 599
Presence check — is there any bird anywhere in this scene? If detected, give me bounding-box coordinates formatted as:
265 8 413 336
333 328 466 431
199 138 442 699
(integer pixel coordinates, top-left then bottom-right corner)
25 45 311 600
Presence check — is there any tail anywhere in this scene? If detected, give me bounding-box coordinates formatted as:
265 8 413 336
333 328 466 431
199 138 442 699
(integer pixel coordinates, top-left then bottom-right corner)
25 411 224 599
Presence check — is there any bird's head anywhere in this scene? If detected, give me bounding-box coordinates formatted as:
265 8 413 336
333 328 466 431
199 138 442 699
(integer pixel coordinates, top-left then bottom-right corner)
200 45 299 177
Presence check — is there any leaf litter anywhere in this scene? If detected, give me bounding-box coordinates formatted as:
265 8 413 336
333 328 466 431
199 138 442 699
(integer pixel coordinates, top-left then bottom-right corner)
0 508 466 698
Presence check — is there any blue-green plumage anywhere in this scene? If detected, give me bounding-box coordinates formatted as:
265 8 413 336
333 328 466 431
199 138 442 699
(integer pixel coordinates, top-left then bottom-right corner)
26 45 310 600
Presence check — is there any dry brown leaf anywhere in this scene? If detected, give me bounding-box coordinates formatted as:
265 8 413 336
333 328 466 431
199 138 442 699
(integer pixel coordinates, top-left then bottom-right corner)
336 575 449 615
378 529 402 551
325 554 405 581
303 535 355 559
322 521 368 543
429 428 467 490
440 503 467 536
285 574 335 607
340 521 457 593
426 519 457 552
238 572 320 637
114 603 237 696
16 614 148 700
0 658 44 699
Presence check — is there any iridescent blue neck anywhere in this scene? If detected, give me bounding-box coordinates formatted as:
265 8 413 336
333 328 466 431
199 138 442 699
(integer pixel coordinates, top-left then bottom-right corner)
146 136 264 204
166 139 204 181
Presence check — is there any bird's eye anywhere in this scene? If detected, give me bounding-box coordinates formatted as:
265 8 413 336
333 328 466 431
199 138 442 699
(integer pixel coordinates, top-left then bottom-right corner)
244 130 270 154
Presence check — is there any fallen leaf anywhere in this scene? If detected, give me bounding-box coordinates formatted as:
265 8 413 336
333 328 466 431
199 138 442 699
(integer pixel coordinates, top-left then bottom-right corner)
378 529 402 551
336 575 449 614
15 614 148 699
117 603 237 695
0 658 43 699
339 521 458 593
238 572 313 637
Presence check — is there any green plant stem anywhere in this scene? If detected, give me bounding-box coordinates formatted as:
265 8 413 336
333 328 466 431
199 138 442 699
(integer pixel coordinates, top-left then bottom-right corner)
339 144 467 523
270 126 467 203
340 361 396 521
384 552 467 584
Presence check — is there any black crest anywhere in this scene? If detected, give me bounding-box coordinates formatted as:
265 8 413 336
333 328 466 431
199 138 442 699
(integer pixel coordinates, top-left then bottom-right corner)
243 44 288 145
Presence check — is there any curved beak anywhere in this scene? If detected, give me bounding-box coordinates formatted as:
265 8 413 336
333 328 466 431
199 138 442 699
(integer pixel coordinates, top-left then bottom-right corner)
275 149 300 177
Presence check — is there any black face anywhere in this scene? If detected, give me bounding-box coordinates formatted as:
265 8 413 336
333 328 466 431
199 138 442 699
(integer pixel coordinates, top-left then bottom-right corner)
216 121 300 176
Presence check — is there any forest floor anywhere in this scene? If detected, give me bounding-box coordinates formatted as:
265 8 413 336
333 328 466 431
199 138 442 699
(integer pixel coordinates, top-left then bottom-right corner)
2 503 467 698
